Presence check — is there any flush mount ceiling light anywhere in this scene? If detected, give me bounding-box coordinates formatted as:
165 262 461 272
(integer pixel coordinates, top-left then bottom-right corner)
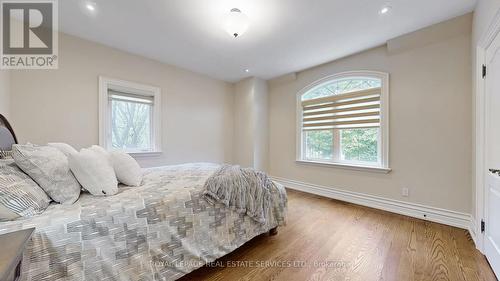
224 8 250 38
85 1 96 12
379 4 392 15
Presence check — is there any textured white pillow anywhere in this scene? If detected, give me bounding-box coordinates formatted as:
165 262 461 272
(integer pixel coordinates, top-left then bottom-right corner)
47 143 78 157
12 144 81 204
110 151 143 186
68 149 118 196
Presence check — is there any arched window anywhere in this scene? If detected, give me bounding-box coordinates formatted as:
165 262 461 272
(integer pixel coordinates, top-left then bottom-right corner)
297 71 389 170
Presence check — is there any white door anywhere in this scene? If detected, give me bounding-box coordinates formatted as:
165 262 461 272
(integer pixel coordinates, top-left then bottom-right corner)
484 29 500 278
485 173 500 277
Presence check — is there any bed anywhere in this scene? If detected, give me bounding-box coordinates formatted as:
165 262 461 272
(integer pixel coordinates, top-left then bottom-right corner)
0 115 288 281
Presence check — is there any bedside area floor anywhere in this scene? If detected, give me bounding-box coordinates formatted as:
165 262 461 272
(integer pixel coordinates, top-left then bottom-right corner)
180 189 496 281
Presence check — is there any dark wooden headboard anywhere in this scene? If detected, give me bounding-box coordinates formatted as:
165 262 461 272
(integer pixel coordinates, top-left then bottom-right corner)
0 114 18 150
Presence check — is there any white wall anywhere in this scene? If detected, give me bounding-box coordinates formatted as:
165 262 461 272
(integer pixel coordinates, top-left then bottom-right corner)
233 77 269 171
9 33 234 167
0 70 10 117
268 14 472 213
253 79 269 172
234 78 255 168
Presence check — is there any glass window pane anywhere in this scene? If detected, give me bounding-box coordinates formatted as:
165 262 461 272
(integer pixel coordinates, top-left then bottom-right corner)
111 99 152 151
340 128 379 163
302 77 381 101
304 130 333 160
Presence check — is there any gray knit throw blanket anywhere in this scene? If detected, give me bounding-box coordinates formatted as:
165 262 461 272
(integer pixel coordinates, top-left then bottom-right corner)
203 165 273 224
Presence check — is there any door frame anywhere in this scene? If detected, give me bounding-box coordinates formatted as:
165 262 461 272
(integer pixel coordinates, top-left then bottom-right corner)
475 8 500 253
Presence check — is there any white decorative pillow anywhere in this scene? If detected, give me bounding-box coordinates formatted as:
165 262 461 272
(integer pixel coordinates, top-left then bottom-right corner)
88 145 114 167
47 143 78 157
68 148 118 196
89 145 110 159
110 151 143 186
12 144 81 204
0 159 51 220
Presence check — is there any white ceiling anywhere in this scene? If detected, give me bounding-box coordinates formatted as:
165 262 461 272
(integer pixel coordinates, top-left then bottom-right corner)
59 0 476 82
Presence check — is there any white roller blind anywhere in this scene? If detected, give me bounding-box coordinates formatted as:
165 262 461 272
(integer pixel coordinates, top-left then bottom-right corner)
301 87 381 131
108 90 154 105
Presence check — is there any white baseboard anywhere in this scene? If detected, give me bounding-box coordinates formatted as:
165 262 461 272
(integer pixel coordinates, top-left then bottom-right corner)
469 218 478 247
272 176 472 230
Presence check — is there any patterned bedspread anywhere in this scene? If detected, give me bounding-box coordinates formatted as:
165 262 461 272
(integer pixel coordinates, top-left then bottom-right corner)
0 163 288 281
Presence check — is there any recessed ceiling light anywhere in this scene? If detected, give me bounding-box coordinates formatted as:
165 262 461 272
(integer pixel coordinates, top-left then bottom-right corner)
244 69 250 73
379 5 391 15
85 2 96 12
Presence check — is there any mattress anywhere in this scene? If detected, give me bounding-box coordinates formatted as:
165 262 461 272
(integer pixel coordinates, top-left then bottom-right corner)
0 163 288 281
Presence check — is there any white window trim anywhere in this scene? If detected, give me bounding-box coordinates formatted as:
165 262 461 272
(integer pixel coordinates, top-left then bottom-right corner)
296 70 390 173
99 76 162 156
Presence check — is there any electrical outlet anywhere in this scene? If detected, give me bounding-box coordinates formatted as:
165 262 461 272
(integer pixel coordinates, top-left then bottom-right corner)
401 187 409 197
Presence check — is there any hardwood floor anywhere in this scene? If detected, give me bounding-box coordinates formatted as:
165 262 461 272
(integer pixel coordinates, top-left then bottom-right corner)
180 189 497 281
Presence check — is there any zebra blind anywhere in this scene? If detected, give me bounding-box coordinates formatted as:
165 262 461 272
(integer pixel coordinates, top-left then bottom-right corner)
301 87 381 131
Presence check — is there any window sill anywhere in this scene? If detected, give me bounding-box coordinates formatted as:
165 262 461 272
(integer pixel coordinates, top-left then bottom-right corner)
128 151 162 158
296 160 392 173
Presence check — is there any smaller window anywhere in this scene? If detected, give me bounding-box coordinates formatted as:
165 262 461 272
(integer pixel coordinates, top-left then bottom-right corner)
297 71 389 171
99 77 161 155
